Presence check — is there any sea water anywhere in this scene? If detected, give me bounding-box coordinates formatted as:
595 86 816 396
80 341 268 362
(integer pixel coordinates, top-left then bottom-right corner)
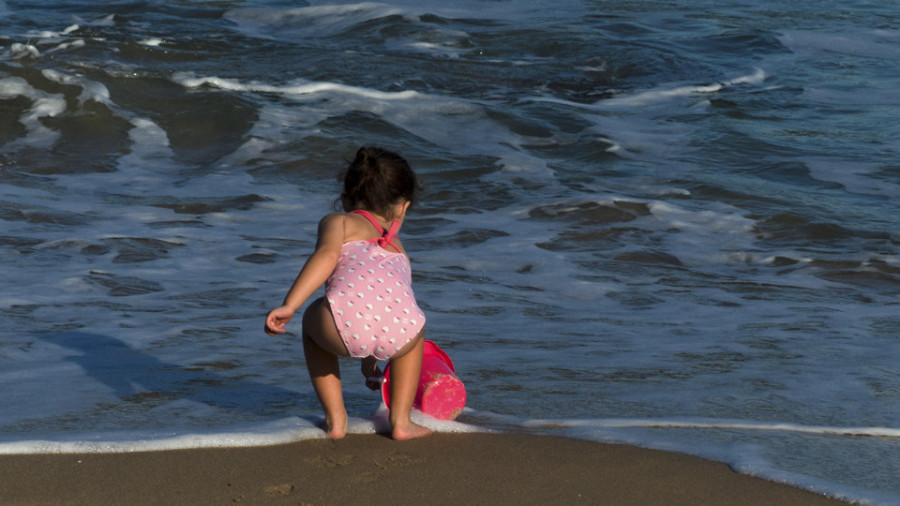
1 0 899 503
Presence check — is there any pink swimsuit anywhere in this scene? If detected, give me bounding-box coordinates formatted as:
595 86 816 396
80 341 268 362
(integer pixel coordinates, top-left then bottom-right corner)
325 210 426 361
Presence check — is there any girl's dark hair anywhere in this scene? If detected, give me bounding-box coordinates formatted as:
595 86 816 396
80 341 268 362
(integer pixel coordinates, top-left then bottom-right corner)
339 146 420 219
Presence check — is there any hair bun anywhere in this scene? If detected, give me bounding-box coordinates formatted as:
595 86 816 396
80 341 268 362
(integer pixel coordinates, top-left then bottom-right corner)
340 146 418 218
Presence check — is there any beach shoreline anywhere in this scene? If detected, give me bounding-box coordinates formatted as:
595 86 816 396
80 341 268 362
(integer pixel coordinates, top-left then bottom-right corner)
0 433 851 505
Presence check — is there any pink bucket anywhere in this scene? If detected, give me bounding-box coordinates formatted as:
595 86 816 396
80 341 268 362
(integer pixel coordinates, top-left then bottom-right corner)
382 340 466 420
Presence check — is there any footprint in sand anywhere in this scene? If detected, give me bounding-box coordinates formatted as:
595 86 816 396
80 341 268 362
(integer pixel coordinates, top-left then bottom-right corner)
264 483 294 496
374 453 424 469
307 454 354 468
348 471 380 485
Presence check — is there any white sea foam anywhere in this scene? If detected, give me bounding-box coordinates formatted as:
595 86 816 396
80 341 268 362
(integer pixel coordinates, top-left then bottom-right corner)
44 39 85 53
383 25 474 58
0 76 66 147
602 69 768 108
171 73 531 164
128 117 171 151
175 74 420 101
9 42 40 59
591 115 695 161
42 69 112 104
525 69 767 110
25 30 65 40
138 38 164 47
0 412 480 455
0 418 326 455
523 417 900 438
645 200 758 266
518 70 767 164
49 116 179 197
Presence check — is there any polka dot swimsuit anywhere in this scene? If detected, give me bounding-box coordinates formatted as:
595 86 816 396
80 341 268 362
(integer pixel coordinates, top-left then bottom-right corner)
325 211 426 361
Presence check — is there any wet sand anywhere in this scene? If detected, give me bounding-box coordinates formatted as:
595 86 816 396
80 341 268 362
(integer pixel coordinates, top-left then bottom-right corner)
0 433 851 505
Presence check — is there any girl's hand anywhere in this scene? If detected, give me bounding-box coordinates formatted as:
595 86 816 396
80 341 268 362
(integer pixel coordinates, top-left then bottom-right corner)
361 356 383 391
265 306 294 336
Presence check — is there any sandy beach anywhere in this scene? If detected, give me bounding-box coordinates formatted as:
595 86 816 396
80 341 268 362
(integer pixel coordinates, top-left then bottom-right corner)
0 433 850 505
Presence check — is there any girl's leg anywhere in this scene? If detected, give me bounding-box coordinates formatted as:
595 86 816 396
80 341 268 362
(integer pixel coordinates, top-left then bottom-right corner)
387 330 432 440
302 298 351 438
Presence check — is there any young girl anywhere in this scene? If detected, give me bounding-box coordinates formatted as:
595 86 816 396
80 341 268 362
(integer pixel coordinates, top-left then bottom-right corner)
264 146 432 440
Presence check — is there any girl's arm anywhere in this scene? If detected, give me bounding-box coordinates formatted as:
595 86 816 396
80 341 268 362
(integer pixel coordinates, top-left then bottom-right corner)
265 214 345 336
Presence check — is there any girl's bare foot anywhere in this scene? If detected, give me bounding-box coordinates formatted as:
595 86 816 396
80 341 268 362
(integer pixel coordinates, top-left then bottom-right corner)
325 411 348 439
391 420 432 441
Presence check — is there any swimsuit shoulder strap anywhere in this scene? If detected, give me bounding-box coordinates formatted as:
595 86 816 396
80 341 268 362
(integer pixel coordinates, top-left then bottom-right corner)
350 210 402 253
351 210 384 233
